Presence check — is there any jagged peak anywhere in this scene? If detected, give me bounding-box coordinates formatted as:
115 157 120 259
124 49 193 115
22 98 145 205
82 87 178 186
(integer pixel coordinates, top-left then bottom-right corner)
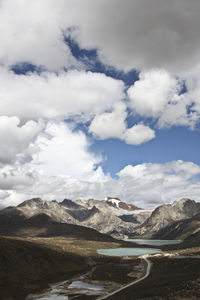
18 198 43 207
60 199 82 209
172 198 193 206
17 198 60 210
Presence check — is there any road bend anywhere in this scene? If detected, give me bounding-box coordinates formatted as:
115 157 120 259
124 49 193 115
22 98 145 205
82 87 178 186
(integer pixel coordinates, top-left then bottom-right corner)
97 256 151 300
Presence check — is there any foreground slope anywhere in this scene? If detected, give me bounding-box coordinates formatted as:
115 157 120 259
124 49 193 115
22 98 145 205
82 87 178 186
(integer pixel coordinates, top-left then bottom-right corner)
0 236 88 299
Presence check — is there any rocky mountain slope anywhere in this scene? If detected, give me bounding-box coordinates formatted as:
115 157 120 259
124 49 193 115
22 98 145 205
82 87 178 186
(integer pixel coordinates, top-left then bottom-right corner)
131 198 200 238
0 197 148 238
75 198 150 237
153 212 200 240
2 197 198 240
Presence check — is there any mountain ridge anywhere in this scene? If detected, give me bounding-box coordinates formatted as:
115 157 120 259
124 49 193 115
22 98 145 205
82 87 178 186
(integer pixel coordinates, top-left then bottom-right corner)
0 197 146 238
1 197 200 242
131 198 200 238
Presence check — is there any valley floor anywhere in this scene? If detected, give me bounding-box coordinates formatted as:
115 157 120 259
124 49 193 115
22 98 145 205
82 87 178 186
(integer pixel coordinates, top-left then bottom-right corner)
1 236 200 300
101 251 200 300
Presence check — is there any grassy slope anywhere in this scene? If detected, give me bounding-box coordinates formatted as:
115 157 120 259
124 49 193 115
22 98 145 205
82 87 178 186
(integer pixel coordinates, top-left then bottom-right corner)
0 236 90 299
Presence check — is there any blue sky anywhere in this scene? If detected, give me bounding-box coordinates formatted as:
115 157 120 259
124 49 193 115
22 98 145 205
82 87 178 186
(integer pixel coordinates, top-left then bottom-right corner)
91 127 200 177
61 37 200 178
0 0 200 209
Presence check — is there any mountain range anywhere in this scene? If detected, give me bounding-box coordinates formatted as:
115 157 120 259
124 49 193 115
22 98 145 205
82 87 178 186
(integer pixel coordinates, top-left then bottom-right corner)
0 197 148 238
0 197 200 244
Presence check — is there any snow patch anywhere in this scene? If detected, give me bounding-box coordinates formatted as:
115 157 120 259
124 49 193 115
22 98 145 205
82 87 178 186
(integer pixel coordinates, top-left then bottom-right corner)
106 197 121 208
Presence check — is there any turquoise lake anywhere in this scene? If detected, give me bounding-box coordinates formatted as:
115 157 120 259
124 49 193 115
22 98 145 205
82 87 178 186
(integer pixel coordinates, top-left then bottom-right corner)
126 239 182 246
97 247 161 256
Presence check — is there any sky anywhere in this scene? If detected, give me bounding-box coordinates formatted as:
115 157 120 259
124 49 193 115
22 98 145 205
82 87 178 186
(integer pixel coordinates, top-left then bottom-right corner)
1 0 200 209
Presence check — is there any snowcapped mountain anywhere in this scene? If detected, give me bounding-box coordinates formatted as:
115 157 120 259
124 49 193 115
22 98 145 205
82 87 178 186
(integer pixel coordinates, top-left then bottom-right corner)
106 197 141 211
0 197 199 241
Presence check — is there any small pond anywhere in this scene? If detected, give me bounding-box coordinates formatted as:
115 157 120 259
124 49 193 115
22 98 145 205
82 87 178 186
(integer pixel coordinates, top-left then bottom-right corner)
26 280 104 300
68 280 104 291
26 281 69 300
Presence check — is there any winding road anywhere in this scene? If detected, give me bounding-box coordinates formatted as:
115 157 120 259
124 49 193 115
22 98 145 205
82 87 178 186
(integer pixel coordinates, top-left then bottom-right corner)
97 256 151 300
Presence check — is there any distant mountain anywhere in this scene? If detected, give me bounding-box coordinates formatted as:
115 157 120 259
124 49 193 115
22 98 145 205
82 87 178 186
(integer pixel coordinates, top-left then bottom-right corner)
1 197 200 241
131 198 200 238
0 197 148 238
75 198 149 237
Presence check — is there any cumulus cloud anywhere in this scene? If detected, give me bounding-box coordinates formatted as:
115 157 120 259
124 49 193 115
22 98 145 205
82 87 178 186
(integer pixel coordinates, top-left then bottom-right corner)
0 116 44 165
1 0 200 210
32 121 104 181
0 0 199 73
67 0 200 73
0 0 81 70
0 165 36 191
0 68 125 122
89 103 155 145
123 123 155 145
1 160 200 209
116 161 200 208
128 69 180 118
127 68 200 129
157 96 197 129
89 103 127 140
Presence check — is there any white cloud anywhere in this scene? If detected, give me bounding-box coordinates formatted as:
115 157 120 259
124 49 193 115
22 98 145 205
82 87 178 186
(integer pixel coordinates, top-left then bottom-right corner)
0 191 9 200
32 121 104 181
128 69 180 118
0 165 36 190
127 68 200 129
0 116 44 165
0 68 125 121
1 160 200 209
116 161 200 208
89 103 127 140
1 0 200 210
66 0 200 73
89 103 155 145
157 97 197 129
0 0 199 73
123 123 155 145
0 0 81 71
